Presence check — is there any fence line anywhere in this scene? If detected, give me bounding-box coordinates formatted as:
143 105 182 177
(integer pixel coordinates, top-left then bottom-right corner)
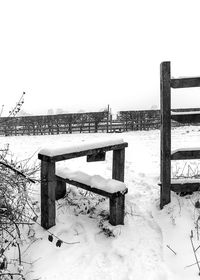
0 108 199 136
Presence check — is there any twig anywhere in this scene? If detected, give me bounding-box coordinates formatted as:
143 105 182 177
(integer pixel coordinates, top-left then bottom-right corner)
19 210 80 246
195 245 200 253
0 104 4 117
166 245 177 255
0 160 35 183
185 261 200 269
190 230 200 275
0 273 23 277
1 227 22 265
0 222 34 225
197 218 200 241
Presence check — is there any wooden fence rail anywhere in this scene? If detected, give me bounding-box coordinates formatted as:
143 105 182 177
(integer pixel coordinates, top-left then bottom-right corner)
0 108 199 136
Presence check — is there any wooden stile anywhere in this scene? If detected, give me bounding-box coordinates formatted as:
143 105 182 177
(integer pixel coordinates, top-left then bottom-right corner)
39 142 128 229
160 61 200 208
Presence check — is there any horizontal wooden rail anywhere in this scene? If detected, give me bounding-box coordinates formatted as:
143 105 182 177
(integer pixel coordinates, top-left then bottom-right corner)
171 77 200 88
170 181 200 193
159 181 200 193
38 143 128 162
171 149 200 160
56 175 128 198
171 112 200 123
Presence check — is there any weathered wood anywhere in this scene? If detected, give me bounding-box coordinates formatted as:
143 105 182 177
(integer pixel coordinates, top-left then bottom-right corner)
87 151 106 162
171 77 200 88
56 175 128 198
41 161 56 229
160 62 200 207
56 175 128 226
159 181 200 193
38 143 128 162
55 176 66 200
160 61 171 208
170 182 200 193
171 149 200 160
171 112 200 123
4 107 200 136
112 148 125 182
0 110 110 136
39 140 128 228
109 193 125 225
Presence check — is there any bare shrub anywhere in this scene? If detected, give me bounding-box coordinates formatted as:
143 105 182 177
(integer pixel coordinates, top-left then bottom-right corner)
0 144 39 279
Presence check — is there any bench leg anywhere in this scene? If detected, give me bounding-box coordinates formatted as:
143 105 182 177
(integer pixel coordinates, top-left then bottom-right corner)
112 148 125 182
41 161 56 229
109 193 125 225
56 177 66 200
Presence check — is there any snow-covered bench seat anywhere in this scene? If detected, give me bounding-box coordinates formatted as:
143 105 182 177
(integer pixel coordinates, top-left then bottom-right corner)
56 167 128 224
38 138 128 229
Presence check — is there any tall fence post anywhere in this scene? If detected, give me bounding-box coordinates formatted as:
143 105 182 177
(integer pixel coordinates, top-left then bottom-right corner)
160 61 171 209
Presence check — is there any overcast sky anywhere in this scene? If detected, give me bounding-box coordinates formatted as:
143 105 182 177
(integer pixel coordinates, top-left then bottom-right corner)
1 0 200 116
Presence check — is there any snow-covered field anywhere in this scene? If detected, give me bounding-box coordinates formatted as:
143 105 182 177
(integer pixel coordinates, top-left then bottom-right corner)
2 126 200 280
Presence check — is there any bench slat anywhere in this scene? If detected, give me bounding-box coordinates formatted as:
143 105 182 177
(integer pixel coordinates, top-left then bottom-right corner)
56 175 128 198
171 77 200 88
171 148 200 160
38 143 128 162
171 112 200 123
171 182 200 193
159 179 200 192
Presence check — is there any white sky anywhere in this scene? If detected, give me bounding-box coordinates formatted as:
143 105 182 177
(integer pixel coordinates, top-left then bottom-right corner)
1 0 200 115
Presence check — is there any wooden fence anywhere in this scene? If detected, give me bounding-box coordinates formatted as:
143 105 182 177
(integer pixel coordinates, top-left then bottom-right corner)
0 111 109 136
117 110 160 131
0 108 199 136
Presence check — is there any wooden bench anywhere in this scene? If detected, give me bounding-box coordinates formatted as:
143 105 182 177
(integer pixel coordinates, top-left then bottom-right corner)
38 138 128 229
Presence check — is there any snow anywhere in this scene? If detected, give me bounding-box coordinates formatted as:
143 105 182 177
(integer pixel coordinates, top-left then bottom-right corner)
56 167 127 193
171 111 200 115
2 126 200 279
39 137 125 157
171 178 200 184
172 147 200 154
